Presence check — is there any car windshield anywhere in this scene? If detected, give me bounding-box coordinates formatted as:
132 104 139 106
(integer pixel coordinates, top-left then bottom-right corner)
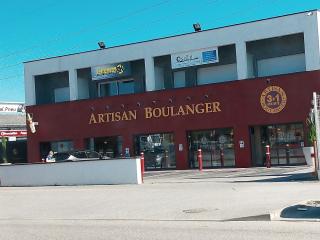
53 153 70 161
86 151 100 158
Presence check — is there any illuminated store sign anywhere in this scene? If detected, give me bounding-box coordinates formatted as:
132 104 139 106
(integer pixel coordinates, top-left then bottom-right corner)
171 47 219 69
91 62 131 80
89 101 221 124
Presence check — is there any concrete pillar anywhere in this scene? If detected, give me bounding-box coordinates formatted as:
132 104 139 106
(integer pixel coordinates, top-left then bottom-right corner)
144 57 156 92
69 69 78 101
235 41 249 80
24 72 36 106
304 11 320 71
234 125 251 168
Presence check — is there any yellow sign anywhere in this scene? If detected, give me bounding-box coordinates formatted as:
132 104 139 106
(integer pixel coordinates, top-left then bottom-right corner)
96 64 124 76
260 86 287 114
89 102 222 124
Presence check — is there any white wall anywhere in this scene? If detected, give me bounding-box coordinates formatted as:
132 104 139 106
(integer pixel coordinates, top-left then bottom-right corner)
0 158 142 186
24 10 320 105
197 64 237 85
257 53 306 77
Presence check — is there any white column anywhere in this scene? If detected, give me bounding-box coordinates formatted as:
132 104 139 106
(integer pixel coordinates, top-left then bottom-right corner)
304 12 320 71
24 69 36 106
69 69 78 101
235 41 249 80
144 56 156 92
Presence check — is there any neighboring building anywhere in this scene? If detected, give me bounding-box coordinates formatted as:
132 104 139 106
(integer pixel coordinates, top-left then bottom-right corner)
0 102 27 163
24 10 320 169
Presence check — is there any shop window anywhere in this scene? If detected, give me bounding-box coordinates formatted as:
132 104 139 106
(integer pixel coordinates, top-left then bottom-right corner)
256 123 305 166
187 128 235 168
39 140 73 160
134 133 176 170
86 136 123 158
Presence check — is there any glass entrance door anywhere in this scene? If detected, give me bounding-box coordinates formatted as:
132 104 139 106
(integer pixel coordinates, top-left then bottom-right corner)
187 128 235 168
250 123 305 166
134 133 176 170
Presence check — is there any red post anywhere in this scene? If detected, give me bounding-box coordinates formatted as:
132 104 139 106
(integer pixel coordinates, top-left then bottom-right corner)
197 149 203 171
312 141 318 176
220 148 224 167
140 152 145 183
266 145 271 168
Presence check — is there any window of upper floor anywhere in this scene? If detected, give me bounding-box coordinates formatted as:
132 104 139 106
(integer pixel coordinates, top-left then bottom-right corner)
77 59 145 100
35 71 69 105
246 33 305 78
154 44 237 90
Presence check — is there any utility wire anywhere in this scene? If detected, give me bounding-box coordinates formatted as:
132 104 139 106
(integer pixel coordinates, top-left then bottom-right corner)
0 0 278 79
0 0 175 61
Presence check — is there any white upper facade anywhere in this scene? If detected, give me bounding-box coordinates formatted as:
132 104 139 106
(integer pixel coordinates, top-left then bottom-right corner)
24 10 320 106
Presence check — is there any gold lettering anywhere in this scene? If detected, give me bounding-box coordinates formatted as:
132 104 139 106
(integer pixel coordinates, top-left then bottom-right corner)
89 113 97 124
162 107 170 117
104 113 112 122
128 110 137 120
169 106 177 117
98 114 105 123
195 103 205 114
115 112 121 121
153 108 161 118
185 104 195 115
177 106 186 116
205 102 213 113
212 102 221 112
145 107 153 119
122 111 129 121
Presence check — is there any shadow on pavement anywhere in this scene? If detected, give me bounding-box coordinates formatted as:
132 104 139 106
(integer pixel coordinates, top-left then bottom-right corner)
232 172 318 183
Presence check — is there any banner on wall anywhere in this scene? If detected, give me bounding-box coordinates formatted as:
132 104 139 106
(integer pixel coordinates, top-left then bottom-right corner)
0 103 25 113
171 47 219 69
0 130 27 137
91 62 131 81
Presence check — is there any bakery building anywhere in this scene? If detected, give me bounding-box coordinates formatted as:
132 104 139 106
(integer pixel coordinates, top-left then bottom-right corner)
0 102 27 164
24 10 320 169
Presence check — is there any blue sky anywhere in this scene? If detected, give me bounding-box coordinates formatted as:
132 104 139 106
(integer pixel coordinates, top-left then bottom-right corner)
0 0 319 103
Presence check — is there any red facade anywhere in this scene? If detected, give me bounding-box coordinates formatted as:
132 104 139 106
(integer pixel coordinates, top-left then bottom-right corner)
26 71 320 169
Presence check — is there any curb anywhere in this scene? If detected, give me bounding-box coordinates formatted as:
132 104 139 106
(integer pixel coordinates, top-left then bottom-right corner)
270 200 320 222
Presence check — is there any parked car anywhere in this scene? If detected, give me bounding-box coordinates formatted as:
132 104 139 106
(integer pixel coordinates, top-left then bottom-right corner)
51 150 110 162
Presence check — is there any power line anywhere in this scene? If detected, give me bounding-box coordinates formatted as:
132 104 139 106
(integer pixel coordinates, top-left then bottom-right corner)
0 73 23 81
0 0 278 73
0 0 175 61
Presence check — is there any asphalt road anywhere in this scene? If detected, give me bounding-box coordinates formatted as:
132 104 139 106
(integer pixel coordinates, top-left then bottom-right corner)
1 166 319 240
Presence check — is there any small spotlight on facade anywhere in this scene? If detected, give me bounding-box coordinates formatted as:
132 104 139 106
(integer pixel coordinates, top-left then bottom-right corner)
98 41 106 49
193 23 201 32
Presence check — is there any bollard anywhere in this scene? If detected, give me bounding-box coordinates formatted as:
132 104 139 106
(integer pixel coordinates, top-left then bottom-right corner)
140 152 145 183
197 149 203 171
220 148 224 167
285 144 290 165
266 145 271 168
